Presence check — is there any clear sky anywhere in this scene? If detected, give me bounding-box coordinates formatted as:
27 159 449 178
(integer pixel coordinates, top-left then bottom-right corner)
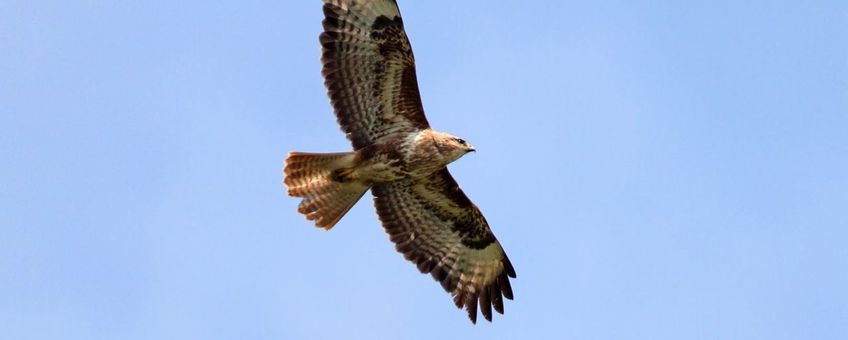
2 1 847 339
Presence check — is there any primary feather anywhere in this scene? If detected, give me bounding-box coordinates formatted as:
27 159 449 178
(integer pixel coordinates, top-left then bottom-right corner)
283 0 516 323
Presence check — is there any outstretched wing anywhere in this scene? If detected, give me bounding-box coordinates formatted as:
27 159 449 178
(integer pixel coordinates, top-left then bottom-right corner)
372 169 517 323
321 0 429 150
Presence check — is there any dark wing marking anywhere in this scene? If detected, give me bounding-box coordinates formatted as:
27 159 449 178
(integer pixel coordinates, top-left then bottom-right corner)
372 168 516 323
321 0 429 149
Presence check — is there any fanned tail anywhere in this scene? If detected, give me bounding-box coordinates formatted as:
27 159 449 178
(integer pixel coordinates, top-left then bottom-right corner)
283 152 369 230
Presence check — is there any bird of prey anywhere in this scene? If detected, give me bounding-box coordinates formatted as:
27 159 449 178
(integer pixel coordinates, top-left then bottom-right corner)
283 0 516 323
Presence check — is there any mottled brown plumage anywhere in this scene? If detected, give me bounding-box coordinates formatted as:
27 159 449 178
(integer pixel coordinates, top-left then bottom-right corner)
282 0 516 324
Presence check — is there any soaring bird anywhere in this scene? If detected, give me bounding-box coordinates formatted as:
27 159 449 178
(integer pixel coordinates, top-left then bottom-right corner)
283 0 515 323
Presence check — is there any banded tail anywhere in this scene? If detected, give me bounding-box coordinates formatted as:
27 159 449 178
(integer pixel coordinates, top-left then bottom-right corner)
283 152 369 230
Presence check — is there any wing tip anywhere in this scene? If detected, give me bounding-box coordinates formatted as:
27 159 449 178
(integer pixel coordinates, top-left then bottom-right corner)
450 270 515 324
503 252 517 278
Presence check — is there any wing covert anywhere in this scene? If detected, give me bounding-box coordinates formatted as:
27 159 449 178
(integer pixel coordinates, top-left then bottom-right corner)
372 169 516 323
321 0 429 149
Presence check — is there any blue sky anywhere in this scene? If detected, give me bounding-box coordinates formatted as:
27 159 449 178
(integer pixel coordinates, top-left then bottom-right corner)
2 1 847 339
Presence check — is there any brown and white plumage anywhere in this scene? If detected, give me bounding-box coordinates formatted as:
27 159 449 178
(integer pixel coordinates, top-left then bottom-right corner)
283 0 516 323
373 169 515 323
321 0 428 149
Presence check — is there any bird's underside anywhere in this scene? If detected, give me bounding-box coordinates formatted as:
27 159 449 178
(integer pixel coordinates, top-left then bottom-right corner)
282 0 516 324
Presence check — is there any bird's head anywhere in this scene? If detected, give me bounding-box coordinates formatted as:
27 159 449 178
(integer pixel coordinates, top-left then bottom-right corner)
431 131 475 163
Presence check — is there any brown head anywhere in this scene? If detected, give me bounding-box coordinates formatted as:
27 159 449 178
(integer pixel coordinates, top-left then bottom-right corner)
430 130 476 163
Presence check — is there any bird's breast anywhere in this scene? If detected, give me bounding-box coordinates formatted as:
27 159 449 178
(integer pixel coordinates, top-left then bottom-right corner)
353 131 448 183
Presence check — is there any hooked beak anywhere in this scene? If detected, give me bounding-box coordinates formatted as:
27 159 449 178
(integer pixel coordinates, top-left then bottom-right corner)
467 145 476 153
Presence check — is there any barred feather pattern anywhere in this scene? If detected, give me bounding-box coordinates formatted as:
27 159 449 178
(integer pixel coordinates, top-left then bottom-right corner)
284 0 518 324
321 0 429 149
284 152 368 230
372 169 516 323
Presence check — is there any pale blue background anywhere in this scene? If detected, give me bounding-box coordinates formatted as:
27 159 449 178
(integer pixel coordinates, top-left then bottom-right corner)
2 1 847 339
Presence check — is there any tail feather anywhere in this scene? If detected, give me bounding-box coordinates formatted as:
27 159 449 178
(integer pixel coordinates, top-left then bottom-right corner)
283 152 368 230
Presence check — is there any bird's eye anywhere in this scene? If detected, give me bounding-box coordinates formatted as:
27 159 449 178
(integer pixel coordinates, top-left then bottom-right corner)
456 138 466 145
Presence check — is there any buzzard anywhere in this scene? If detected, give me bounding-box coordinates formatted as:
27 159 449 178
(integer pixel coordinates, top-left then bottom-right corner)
283 0 516 323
